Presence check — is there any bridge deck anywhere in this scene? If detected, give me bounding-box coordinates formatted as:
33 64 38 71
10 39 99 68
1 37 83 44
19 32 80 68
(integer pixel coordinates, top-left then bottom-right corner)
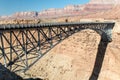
0 22 115 30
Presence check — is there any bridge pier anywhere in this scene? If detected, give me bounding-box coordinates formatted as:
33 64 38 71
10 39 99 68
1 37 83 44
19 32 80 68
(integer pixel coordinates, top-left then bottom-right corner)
100 23 114 42
100 29 112 42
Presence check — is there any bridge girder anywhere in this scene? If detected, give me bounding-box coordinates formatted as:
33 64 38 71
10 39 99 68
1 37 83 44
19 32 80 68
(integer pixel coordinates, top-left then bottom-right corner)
0 22 115 72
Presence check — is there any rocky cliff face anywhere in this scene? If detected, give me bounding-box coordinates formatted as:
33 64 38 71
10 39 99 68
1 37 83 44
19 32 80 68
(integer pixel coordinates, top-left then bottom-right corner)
11 11 38 19
13 11 38 17
82 5 120 19
0 0 116 22
89 0 120 4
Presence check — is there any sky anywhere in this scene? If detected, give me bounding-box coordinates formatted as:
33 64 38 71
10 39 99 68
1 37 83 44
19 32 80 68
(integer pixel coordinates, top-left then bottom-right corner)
0 0 89 16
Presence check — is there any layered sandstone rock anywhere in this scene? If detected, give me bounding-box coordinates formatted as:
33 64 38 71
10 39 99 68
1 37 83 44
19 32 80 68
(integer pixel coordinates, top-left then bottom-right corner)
89 0 120 4
0 0 115 22
82 5 120 20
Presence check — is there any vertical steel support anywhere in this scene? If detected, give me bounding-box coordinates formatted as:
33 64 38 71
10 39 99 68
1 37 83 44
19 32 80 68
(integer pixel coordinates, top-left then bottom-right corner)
56 27 61 40
68 26 71 35
0 32 7 67
49 27 53 47
37 28 42 56
25 30 28 68
58 26 62 40
9 31 13 70
37 29 40 50
21 30 28 69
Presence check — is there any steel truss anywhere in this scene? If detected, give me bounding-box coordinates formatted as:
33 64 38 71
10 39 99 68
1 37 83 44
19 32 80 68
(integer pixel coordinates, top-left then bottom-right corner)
0 23 114 72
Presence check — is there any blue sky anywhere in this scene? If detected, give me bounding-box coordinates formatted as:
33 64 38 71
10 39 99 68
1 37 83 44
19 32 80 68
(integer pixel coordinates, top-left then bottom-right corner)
0 0 89 16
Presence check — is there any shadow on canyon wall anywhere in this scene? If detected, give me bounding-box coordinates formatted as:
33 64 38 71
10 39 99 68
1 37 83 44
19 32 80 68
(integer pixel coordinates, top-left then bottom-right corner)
89 39 109 80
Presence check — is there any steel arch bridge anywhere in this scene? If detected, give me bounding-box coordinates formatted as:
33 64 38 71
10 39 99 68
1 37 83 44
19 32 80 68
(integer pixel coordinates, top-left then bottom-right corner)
0 22 115 72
